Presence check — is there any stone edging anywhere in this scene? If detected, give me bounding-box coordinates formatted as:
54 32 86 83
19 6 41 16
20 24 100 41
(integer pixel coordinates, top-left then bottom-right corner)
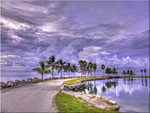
61 90 120 111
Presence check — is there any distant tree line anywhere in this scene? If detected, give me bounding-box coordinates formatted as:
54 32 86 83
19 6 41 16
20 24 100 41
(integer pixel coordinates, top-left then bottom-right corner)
32 55 147 80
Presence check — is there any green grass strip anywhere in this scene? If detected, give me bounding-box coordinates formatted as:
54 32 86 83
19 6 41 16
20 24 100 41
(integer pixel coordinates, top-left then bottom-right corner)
55 92 116 113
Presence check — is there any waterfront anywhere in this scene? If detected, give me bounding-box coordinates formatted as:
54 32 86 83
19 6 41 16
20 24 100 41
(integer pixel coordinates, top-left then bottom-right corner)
85 77 149 112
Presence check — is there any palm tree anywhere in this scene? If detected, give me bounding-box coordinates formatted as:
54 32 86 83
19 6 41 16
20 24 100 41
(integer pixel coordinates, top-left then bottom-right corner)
105 67 111 76
56 59 66 78
141 69 143 76
130 70 133 76
127 70 130 76
71 65 78 77
46 55 57 79
67 63 71 77
82 61 87 77
101 64 105 77
122 70 126 76
32 61 51 81
112 68 117 76
88 62 93 77
144 69 147 76
63 65 69 76
93 63 97 78
87 65 90 77
78 60 84 78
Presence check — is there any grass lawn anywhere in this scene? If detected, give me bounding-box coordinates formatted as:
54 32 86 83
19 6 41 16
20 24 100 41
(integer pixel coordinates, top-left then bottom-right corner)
62 78 80 85
37 77 77 83
55 92 116 113
62 77 103 85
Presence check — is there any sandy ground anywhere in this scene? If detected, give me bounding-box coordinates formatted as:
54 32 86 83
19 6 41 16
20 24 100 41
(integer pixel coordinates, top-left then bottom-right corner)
1 79 70 113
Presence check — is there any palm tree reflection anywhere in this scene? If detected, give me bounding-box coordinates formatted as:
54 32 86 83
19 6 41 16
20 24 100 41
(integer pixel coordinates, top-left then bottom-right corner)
142 77 144 86
124 78 126 85
127 78 130 85
105 81 118 89
101 80 106 92
131 78 133 85
93 80 97 95
145 77 147 86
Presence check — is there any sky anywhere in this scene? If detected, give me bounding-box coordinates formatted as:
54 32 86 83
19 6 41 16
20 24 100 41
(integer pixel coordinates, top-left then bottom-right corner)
0 0 149 73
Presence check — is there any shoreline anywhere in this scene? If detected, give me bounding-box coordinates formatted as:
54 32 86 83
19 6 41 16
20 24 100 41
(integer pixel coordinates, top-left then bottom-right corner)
1 75 149 90
60 75 150 112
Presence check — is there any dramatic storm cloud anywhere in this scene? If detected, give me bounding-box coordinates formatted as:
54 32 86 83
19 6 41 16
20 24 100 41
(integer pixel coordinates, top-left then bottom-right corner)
1 0 149 73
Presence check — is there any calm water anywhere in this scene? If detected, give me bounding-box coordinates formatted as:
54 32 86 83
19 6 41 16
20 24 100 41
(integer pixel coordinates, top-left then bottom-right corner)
84 78 149 112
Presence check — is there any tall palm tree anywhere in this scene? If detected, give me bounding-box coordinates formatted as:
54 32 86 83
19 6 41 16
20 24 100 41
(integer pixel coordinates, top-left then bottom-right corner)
113 68 117 76
78 60 84 78
144 69 147 76
46 55 57 79
93 63 97 78
141 69 143 76
32 61 51 81
87 65 90 77
63 65 69 76
88 62 93 77
71 65 78 77
105 67 111 76
101 64 105 77
122 70 126 76
66 63 71 77
56 59 66 78
130 70 133 76
82 61 87 77
127 70 130 76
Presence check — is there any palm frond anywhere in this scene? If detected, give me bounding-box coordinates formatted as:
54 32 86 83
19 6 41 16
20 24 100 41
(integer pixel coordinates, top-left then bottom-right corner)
32 67 42 75
44 69 51 74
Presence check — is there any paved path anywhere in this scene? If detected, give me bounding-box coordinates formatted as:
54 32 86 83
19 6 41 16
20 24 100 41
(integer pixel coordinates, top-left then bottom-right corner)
1 79 70 112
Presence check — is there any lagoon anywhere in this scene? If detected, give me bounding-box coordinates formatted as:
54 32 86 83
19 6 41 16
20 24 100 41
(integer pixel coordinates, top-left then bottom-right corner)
84 77 149 112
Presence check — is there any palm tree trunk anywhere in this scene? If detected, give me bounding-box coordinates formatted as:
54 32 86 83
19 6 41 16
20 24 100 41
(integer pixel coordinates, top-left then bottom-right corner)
60 69 62 78
94 71 95 78
41 73 43 81
52 68 54 79
74 72 75 77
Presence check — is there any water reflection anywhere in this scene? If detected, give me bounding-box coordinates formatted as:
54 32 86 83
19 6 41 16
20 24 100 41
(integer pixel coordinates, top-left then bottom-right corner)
85 77 149 96
123 78 135 85
86 81 98 95
84 77 149 112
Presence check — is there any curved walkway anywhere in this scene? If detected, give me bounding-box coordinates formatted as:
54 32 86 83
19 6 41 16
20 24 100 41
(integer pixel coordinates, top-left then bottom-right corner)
1 79 70 112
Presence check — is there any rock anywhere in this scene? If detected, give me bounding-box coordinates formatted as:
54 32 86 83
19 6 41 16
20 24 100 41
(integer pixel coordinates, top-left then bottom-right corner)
108 105 120 110
15 80 20 84
96 96 102 99
33 77 39 83
88 95 95 98
27 78 33 83
0 87 3 90
6 81 10 85
101 96 109 102
0 82 6 88
6 81 14 87
0 82 6 90
21 80 26 84
108 100 117 105
63 83 86 91
94 98 99 101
